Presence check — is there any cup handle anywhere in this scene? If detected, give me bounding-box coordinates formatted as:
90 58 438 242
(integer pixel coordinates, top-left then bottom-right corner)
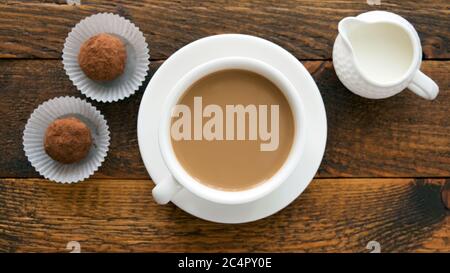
152 175 182 205
408 70 439 100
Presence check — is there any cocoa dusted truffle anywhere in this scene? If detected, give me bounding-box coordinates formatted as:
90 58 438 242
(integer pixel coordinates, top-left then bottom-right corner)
78 33 127 81
44 117 92 164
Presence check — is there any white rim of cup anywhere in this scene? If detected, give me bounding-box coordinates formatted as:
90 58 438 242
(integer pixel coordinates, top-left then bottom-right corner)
62 13 150 103
159 56 306 205
23 96 110 183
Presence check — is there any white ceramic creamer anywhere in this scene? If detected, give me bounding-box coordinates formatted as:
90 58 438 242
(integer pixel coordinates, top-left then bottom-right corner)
333 11 439 100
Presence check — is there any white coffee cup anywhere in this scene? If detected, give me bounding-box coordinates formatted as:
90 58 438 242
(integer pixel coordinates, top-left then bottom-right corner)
152 57 306 205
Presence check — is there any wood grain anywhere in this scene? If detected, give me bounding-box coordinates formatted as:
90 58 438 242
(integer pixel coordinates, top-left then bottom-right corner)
1 0 449 254
0 60 448 179
0 0 448 59
315 60 450 177
442 181 450 210
0 178 448 252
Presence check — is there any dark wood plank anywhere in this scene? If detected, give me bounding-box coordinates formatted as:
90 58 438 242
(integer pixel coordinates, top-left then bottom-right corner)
0 178 448 252
315 60 450 177
442 181 450 210
0 59 160 179
0 0 448 59
0 60 449 178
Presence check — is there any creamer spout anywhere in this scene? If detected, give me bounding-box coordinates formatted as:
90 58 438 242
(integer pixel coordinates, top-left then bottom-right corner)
338 17 365 50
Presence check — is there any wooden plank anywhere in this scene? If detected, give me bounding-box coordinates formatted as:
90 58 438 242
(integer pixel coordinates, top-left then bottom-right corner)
0 178 448 252
442 182 450 210
316 60 450 177
0 60 449 178
0 0 448 59
0 59 159 179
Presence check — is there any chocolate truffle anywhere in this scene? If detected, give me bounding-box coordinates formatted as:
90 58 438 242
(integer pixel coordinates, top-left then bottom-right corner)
44 117 92 164
78 33 127 81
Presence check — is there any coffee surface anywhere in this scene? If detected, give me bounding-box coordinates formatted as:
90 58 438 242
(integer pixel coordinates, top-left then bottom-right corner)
171 69 295 191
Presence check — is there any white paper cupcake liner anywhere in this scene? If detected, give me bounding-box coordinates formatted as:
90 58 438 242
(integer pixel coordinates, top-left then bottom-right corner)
23 96 110 183
62 13 150 102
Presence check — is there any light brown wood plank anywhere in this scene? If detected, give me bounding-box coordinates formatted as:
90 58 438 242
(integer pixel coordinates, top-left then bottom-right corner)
0 178 448 252
0 60 448 178
0 0 448 59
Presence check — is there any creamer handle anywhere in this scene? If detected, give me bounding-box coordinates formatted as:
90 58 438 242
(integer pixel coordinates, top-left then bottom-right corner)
408 70 439 100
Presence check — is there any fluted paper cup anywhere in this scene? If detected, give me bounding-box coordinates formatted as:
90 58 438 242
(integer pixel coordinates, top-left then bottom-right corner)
23 96 110 183
62 13 150 102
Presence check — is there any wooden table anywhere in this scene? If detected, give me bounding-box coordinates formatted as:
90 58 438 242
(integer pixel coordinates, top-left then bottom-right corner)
0 0 449 253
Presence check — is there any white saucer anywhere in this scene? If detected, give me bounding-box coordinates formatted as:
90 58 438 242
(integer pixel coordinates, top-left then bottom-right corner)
137 34 327 223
